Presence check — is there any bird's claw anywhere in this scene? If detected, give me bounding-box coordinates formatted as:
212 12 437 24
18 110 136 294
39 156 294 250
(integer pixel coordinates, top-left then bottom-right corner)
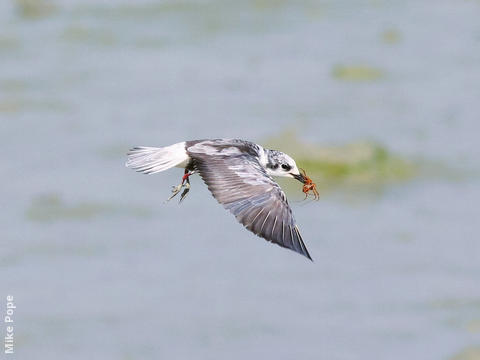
179 182 190 203
171 184 183 193
165 183 184 203
164 170 194 204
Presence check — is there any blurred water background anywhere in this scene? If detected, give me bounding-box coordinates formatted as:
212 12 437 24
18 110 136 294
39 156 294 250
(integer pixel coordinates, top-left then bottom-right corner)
1 0 480 359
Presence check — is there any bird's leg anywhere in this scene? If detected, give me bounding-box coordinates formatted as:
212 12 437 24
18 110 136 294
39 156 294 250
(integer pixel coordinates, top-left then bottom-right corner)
165 169 194 203
179 176 191 203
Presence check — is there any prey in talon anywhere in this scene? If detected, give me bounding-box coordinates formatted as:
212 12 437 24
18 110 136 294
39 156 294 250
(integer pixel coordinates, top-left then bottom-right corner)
299 168 319 200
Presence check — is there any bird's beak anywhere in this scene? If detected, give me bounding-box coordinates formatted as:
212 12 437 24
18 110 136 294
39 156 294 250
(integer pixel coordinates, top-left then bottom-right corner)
292 172 306 184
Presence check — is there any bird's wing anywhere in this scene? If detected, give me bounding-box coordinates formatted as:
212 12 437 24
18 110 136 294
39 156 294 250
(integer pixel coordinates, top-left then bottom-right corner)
186 140 312 260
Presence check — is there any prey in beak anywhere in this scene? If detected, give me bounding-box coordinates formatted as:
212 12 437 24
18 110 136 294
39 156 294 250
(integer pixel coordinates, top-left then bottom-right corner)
293 172 306 183
294 168 319 200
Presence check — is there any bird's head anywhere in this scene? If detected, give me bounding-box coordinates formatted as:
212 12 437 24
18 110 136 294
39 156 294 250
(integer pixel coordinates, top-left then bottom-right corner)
264 150 306 183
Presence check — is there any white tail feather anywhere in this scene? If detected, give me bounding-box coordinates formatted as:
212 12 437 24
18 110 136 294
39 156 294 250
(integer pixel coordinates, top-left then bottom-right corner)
126 142 189 174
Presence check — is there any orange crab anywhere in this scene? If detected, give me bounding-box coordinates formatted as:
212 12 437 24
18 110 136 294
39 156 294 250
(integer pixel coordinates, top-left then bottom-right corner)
300 168 319 200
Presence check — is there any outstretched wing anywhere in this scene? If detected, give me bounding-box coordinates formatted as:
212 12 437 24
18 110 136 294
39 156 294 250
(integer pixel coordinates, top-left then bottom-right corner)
186 140 312 260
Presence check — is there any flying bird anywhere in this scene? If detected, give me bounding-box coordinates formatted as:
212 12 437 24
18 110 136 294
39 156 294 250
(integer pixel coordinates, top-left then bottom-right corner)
126 139 313 260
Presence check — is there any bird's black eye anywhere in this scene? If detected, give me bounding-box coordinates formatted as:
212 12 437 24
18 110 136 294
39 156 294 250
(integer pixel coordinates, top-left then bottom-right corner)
281 164 291 171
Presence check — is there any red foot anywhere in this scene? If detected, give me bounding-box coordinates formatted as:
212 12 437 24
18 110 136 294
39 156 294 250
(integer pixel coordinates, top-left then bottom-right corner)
182 172 191 182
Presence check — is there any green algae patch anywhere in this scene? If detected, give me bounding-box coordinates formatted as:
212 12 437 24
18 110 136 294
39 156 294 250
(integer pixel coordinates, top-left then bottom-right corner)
14 0 56 19
466 320 480 334
263 131 417 191
26 193 151 222
430 298 480 311
0 98 69 114
332 64 385 82
381 29 401 44
1 79 30 92
450 346 480 360
0 35 20 51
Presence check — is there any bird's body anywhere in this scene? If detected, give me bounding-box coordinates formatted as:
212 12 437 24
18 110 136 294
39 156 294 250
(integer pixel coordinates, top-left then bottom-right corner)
126 139 312 260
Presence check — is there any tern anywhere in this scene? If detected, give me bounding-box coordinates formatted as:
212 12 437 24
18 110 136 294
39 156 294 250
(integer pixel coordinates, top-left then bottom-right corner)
126 139 313 260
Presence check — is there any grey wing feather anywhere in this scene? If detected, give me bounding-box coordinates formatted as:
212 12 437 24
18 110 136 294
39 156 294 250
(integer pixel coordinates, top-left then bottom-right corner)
186 140 312 260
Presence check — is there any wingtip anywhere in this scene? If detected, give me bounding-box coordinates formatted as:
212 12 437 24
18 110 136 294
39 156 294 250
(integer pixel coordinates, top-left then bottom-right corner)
299 240 313 261
293 225 313 261
304 250 314 262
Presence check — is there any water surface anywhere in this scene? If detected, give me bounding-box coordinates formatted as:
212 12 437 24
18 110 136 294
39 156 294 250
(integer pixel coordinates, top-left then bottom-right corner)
1 1 479 359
